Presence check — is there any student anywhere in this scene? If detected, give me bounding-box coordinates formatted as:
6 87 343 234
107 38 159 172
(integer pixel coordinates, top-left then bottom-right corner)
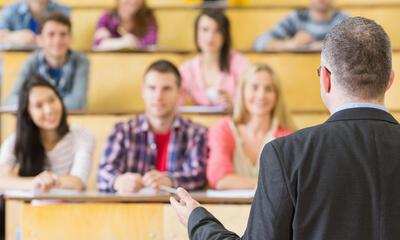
253 0 348 52
4 12 89 110
0 0 70 46
0 75 95 192
179 9 248 110
207 63 295 190
98 60 208 193
93 0 157 51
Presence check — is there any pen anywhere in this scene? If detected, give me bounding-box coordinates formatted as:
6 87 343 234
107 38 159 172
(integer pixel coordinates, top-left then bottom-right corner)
159 185 178 195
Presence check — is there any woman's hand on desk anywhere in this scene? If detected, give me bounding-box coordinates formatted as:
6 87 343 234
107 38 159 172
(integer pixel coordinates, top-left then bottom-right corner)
32 171 60 192
113 173 144 193
170 187 200 227
217 90 233 112
143 170 173 190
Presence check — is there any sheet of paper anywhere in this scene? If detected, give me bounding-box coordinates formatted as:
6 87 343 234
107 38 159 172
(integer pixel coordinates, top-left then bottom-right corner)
205 189 255 198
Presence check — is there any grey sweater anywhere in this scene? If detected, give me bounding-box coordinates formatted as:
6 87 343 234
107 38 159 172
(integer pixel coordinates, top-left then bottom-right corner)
4 49 89 110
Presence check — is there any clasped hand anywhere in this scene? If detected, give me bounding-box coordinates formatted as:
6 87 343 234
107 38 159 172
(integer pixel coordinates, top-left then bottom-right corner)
113 170 173 193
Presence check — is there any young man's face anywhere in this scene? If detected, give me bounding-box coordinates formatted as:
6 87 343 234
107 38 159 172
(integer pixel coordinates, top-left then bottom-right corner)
142 71 181 119
310 0 332 12
28 0 49 11
39 21 71 59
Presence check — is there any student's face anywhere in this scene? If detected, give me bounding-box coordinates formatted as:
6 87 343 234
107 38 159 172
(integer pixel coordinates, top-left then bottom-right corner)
28 86 63 132
28 0 49 11
118 0 144 19
310 0 332 11
243 70 277 118
39 21 71 59
196 15 224 54
142 71 180 119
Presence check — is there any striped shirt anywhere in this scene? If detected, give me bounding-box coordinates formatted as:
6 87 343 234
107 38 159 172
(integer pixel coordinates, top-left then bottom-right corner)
97 114 208 192
253 9 349 51
0 127 95 186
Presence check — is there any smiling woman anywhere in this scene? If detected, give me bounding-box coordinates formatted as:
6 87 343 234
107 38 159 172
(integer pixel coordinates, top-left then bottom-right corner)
207 63 296 190
0 75 95 192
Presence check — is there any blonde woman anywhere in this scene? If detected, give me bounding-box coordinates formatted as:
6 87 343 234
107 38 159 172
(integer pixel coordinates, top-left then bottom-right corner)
207 63 296 189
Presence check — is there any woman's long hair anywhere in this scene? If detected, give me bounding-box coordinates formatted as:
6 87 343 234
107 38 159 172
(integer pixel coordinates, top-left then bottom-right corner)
195 9 232 72
115 0 156 38
233 63 296 131
14 75 69 176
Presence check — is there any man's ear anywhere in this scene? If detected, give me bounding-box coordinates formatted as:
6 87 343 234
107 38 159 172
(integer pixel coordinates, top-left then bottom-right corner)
322 66 331 93
386 70 395 91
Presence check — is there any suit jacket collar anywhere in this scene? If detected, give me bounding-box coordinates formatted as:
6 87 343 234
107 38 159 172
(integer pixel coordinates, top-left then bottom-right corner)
326 107 398 125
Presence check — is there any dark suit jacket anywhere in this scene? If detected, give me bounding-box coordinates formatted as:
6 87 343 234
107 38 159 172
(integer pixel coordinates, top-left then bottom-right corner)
188 108 400 240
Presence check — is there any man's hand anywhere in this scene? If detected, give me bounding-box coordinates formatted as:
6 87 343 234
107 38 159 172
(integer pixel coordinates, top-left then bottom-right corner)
143 170 173 189
32 171 60 192
170 187 201 227
113 173 143 193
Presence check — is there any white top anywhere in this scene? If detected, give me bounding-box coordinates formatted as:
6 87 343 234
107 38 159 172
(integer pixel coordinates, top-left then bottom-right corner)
0 127 95 185
228 119 278 178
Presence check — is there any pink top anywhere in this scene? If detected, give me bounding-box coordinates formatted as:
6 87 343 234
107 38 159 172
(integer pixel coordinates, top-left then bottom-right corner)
179 51 249 106
207 117 292 188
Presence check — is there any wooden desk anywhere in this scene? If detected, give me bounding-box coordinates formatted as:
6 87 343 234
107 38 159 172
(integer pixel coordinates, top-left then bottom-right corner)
4 190 252 240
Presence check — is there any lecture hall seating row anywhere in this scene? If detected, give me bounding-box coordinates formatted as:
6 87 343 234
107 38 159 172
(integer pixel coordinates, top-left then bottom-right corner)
3 50 400 189
59 6 400 51
3 51 400 113
1 1 400 50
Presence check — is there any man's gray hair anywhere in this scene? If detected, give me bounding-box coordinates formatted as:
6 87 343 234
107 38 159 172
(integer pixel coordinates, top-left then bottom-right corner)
322 17 392 99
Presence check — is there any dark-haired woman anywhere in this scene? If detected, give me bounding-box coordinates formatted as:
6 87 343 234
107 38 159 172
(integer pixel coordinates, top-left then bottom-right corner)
93 0 157 51
0 76 95 192
179 9 249 110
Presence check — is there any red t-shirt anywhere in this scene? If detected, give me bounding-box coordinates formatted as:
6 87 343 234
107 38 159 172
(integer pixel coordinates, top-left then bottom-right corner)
154 131 171 172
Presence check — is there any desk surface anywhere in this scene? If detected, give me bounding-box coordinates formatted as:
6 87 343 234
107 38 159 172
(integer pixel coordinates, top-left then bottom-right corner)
3 189 254 204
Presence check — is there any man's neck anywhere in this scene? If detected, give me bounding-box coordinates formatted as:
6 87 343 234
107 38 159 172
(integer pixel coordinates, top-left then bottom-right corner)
29 4 47 21
310 7 334 22
146 113 176 134
45 53 67 69
329 97 385 114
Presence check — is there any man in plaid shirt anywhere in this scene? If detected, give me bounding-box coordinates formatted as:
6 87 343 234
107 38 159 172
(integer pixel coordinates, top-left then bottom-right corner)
98 60 208 193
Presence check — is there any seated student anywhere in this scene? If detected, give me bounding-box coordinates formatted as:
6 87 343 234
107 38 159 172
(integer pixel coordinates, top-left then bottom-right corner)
0 75 95 192
4 12 89 110
179 9 248 110
93 0 157 51
0 0 70 46
98 60 208 193
253 0 348 52
207 63 296 190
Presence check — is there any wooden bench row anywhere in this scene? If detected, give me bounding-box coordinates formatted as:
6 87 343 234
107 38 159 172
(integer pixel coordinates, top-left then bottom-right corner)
0 111 328 190
64 7 400 51
1 5 400 50
3 51 400 113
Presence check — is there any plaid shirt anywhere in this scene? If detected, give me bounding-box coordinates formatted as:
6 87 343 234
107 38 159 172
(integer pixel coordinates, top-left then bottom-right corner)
98 114 208 192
